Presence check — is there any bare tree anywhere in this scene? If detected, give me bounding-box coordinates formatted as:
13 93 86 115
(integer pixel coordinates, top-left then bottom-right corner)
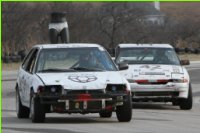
2 2 200 56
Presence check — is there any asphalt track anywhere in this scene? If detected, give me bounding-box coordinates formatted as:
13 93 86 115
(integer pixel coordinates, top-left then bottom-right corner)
2 62 200 133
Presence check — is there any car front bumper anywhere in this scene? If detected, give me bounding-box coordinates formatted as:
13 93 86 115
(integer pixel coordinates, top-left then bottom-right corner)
130 82 189 99
38 93 129 113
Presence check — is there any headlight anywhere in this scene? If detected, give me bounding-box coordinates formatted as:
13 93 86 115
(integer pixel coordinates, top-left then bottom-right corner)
106 84 127 93
37 85 62 95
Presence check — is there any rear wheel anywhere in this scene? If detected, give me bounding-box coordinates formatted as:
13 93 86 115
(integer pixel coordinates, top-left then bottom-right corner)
179 83 193 110
16 87 30 118
30 93 45 123
116 95 132 122
99 111 112 118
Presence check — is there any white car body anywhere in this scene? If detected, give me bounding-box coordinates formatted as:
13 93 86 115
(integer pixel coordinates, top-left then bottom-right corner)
120 64 189 98
16 43 132 122
115 44 192 109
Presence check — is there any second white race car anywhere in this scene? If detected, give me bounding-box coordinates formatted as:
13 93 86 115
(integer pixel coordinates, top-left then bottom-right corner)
115 44 192 110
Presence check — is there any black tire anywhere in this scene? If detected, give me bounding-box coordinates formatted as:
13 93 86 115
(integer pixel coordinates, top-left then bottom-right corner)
116 95 132 122
30 93 45 123
179 84 193 110
16 88 30 118
99 111 112 118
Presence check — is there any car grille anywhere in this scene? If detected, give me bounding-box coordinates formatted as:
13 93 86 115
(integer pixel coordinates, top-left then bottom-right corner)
66 90 104 95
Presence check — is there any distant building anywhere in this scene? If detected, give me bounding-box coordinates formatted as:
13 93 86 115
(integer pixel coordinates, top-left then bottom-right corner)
126 2 165 26
143 12 165 26
142 1 165 26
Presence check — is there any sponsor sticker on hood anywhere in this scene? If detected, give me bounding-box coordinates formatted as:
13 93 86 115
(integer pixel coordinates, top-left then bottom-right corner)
36 72 125 90
121 64 184 80
68 74 97 83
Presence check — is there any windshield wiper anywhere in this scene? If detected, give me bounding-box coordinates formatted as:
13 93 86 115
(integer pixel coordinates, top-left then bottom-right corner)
38 68 74 73
72 67 105 71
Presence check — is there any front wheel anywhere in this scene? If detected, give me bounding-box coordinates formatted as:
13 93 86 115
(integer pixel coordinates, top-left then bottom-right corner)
116 95 132 122
179 83 193 110
30 94 45 123
16 88 30 118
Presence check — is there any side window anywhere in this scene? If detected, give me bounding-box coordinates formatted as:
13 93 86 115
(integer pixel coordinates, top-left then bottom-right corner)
24 49 38 73
22 49 35 69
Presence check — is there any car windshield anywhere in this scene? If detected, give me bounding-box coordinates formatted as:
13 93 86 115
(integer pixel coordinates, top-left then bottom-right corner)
116 48 180 65
35 47 117 73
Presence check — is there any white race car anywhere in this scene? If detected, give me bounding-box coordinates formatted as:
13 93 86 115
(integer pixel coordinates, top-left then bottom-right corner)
115 44 192 110
16 43 132 123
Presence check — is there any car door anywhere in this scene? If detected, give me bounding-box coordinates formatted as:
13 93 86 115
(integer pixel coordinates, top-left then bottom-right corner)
21 48 39 106
18 48 35 105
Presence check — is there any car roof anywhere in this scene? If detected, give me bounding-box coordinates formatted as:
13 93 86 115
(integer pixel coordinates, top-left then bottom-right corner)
33 43 103 49
117 44 173 48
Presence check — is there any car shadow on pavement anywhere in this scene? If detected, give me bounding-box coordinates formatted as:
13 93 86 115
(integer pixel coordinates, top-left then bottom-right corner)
2 127 83 133
2 114 120 124
132 102 180 110
2 116 120 124
45 116 118 124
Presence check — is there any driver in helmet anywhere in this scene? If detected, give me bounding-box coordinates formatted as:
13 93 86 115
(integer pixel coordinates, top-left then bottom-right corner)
78 53 92 68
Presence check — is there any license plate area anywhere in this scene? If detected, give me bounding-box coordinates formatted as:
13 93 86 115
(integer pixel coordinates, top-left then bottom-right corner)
66 101 102 110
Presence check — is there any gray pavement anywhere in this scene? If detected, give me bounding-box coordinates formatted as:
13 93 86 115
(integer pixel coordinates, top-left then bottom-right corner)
2 62 200 133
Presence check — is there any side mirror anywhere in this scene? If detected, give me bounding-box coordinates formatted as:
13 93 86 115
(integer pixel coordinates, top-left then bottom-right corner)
118 63 129 70
180 60 190 65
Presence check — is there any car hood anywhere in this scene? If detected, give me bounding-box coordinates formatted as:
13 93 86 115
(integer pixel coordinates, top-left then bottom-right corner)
36 72 125 90
120 64 184 80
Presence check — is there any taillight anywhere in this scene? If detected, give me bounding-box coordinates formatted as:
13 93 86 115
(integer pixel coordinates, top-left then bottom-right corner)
135 80 148 84
157 79 168 83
